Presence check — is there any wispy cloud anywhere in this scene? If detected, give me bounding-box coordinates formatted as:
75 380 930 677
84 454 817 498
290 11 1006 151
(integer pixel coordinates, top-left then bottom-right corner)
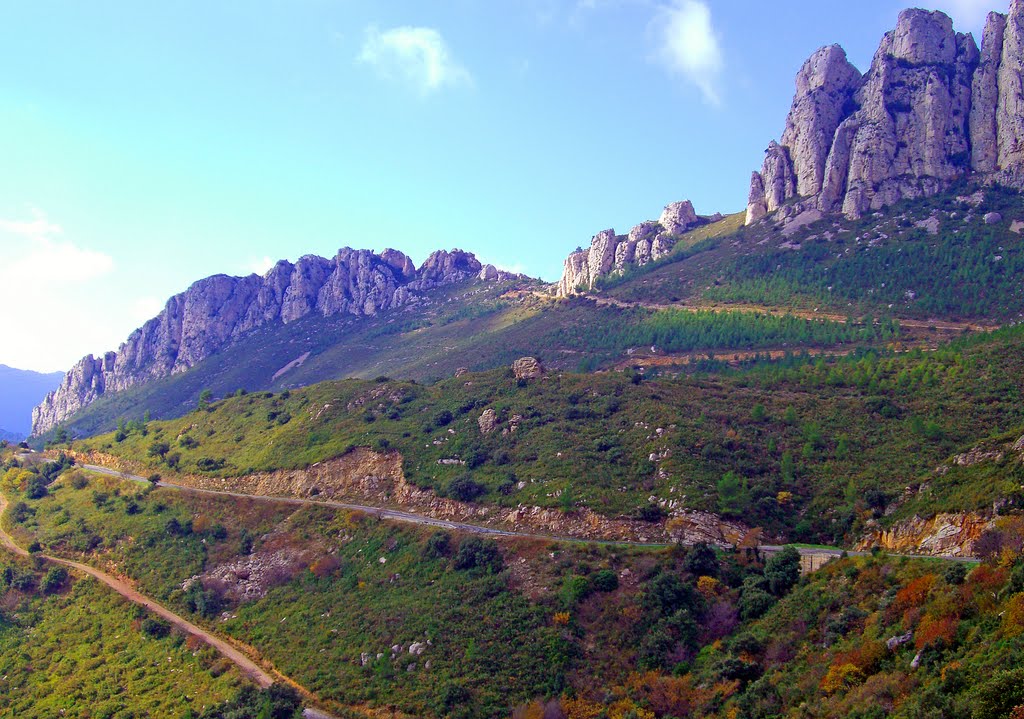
650 0 723 106
358 25 472 95
928 0 993 34
0 209 123 370
0 208 64 242
244 256 275 276
0 209 112 282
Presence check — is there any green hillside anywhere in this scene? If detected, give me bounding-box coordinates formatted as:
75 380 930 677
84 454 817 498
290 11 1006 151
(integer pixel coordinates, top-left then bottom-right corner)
598 184 1024 323
0 551 244 717
67 323 1024 546
6 444 1024 719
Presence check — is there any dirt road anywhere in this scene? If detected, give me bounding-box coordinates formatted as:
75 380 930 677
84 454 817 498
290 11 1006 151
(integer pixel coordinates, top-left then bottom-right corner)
587 294 995 333
0 491 340 718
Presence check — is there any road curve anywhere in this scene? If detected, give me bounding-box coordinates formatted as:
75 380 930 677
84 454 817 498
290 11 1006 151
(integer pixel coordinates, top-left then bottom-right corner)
0 491 340 719
79 463 979 564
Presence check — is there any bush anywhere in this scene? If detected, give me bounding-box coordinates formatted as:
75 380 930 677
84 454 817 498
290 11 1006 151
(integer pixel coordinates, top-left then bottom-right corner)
683 542 719 578
971 668 1024 719
591 569 619 592
446 475 486 503
644 573 703 617
185 583 222 618
634 503 667 522
11 501 34 523
739 587 776 621
944 562 969 586
424 531 451 559
453 537 503 574
141 617 171 639
25 475 48 500
561 575 592 605
199 684 301 716
764 547 801 596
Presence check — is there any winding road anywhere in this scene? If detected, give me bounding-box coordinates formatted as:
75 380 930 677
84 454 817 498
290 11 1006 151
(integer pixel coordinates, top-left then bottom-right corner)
77 462 977 565
0 455 976 716
0 490 340 719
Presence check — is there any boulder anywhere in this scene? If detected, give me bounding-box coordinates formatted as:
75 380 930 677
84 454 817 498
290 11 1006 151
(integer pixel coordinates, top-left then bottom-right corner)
512 357 544 380
478 409 499 434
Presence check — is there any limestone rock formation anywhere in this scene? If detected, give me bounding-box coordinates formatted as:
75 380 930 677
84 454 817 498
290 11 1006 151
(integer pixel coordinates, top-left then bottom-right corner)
747 2 1024 224
33 247 500 435
512 357 544 381
477 408 499 434
557 200 706 295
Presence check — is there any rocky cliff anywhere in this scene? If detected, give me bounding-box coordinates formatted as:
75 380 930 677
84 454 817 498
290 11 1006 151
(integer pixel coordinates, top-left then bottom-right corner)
747 2 1024 225
33 248 506 435
557 200 714 295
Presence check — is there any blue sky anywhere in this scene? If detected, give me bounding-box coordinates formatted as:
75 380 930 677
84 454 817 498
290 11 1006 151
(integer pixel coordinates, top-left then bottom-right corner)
0 0 997 371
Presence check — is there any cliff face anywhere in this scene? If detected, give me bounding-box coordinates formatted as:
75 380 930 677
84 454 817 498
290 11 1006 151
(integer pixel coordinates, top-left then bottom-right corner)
557 200 711 295
33 248 498 435
747 2 1024 225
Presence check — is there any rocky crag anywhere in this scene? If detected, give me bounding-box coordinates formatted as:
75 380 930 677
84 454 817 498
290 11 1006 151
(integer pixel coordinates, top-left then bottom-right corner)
747 2 1024 226
557 200 717 295
33 249 511 435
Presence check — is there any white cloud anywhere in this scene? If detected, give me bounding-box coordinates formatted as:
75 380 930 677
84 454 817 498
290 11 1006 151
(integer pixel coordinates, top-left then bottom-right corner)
358 25 472 95
929 0 993 34
651 0 723 106
0 210 125 371
0 209 63 241
245 256 275 276
131 296 165 322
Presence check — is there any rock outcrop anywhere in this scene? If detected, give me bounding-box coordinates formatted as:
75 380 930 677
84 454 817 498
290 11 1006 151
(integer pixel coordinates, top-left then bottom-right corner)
557 200 706 295
747 3 1024 224
511 357 544 380
859 512 995 556
33 248 497 435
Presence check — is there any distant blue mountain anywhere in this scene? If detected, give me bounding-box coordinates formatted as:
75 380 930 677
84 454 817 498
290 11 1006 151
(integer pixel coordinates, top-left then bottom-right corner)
0 365 63 436
0 428 24 443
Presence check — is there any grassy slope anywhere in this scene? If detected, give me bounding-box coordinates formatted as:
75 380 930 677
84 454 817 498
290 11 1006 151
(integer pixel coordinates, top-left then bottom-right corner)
600 184 1024 323
9 451 1024 719
0 466 660 717
49 290 907 446
73 324 1024 545
48 184 1024 444
0 553 243 718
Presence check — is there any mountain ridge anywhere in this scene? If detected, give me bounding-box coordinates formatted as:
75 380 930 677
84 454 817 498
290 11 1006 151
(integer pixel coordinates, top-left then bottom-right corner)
32 247 515 435
559 2 1024 295
35 1 1024 439
746 4 1024 223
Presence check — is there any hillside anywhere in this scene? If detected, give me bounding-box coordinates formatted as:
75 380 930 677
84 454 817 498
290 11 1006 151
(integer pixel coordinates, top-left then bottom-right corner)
5 444 1024 719
587 183 1024 322
61 322 1024 551
31 248 518 436
0 365 63 438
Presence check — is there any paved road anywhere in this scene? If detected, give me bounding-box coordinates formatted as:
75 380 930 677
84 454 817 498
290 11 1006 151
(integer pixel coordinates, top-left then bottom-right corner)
83 463 530 538
0 489 340 719
79 462 979 564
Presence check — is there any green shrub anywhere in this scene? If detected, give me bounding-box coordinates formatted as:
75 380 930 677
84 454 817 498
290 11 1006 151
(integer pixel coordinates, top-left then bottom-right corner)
453 537 503 574
591 569 619 592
